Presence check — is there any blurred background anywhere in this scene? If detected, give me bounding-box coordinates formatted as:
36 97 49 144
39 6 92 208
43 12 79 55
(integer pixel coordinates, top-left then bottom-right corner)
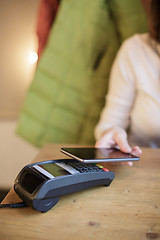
0 0 41 197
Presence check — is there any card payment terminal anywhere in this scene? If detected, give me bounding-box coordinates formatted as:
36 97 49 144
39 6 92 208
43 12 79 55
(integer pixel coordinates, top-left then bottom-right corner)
14 159 115 212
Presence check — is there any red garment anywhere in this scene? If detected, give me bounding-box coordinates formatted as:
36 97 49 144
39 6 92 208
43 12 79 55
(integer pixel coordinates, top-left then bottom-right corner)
36 0 60 58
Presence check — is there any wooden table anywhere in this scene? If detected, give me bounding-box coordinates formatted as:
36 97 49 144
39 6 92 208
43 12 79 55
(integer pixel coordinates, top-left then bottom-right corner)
0 144 160 240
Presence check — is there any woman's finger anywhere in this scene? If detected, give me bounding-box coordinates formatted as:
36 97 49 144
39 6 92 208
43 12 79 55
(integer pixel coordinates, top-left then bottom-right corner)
113 130 132 153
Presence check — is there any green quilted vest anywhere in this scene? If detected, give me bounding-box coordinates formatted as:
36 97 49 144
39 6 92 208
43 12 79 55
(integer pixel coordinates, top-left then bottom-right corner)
16 0 147 147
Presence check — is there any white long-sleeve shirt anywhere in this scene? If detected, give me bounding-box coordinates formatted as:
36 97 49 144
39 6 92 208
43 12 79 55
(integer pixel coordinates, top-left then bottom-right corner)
95 33 160 147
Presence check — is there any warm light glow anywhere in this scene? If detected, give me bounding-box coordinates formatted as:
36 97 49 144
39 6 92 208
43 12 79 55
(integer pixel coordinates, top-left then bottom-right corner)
29 51 38 64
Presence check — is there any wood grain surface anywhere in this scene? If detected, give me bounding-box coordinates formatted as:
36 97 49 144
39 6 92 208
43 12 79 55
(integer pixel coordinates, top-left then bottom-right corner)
0 144 160 240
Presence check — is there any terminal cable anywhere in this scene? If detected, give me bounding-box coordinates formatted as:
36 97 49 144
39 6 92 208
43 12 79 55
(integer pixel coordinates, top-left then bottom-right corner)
0 202 28 209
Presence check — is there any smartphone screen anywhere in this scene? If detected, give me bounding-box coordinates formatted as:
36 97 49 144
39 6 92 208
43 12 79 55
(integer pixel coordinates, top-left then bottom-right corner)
61 147 140 163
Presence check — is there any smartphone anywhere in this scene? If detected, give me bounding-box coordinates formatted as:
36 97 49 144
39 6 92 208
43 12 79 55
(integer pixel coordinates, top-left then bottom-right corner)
61 147 140 163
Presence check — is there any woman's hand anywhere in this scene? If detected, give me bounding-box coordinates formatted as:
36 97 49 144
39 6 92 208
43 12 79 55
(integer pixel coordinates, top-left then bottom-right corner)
95 126 142 166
